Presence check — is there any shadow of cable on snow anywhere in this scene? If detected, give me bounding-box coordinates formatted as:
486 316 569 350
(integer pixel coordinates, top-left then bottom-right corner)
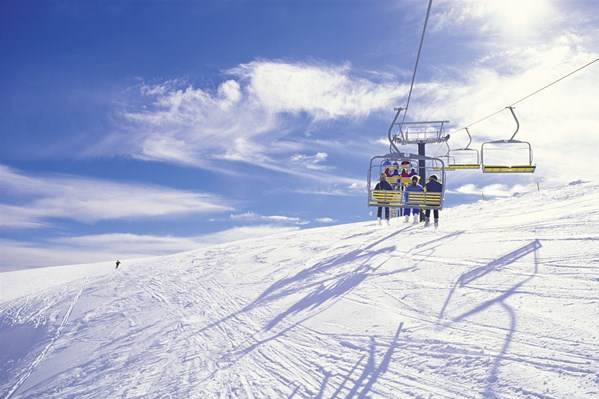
374 230 467 278
255 226 413 306
437 239 541 398
197 226 415 335
408 230 465 253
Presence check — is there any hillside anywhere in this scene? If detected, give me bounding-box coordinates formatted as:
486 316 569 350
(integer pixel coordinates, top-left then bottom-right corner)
1 181 599 398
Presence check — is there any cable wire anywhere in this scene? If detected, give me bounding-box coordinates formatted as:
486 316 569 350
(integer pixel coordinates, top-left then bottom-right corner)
461 56 599 130
401 0 433 125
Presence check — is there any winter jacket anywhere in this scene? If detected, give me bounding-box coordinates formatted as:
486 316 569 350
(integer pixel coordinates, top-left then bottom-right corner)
424 180 443 193
374 180 393 191
404 183 423 201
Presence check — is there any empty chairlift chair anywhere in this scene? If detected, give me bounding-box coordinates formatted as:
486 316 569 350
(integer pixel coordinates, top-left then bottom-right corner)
433 142 457 172
481 107 536 173
446 128 481 170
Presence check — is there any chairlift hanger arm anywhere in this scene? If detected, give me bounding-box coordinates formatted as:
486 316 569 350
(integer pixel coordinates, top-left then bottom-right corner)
464 127 473 149
507 106 520 141
387 107 404 153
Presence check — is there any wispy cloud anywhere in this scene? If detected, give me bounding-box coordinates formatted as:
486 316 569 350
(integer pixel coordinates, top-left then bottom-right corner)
229 212 309 225
289 152 330 171
293 182 366 197
314 217 337 224
92 61 406 189
0 164 232 229
229 61 404 120
452 183 536 198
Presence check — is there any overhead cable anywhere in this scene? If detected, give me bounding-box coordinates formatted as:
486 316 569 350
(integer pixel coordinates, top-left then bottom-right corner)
460 56 599 131
401 0 433 125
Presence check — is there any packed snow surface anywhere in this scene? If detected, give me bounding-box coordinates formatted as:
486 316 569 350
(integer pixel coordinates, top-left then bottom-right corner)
1 182 599 398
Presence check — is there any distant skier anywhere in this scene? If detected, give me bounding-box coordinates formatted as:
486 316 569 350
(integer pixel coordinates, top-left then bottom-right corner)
424 175 443 229
404 175 423 223
374 173 393 225
115 260 121 269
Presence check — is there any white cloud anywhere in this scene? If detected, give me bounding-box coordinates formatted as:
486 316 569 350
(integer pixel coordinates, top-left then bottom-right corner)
433 0 559 40
293 180 366 197
289 152 330 170
413 32 599 186
314 217 336 224
0 164 232 229
92 61 407 189
230 61 403 120
453 183 535 198
229 212 309 225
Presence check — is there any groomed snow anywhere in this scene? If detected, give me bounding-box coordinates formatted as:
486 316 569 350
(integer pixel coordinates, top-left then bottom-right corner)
1 181 599 398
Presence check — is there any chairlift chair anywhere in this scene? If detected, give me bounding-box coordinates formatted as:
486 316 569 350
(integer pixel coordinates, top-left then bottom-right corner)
481 107 536 173
433 141 458 172
368 152 446 210
446 128 481 170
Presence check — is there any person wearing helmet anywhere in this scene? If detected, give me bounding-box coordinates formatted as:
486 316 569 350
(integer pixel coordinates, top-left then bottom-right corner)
424 174 443 228
403 175 423 223
374 173 393 225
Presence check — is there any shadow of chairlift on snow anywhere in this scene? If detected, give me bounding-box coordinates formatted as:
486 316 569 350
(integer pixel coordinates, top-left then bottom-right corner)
437 239 541 398
199 226 415 368
289 322 404 399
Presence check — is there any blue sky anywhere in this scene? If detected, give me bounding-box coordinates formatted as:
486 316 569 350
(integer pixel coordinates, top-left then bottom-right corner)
1 0 598 269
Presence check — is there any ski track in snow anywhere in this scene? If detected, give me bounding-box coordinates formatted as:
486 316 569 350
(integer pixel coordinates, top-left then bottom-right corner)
1 182 599 398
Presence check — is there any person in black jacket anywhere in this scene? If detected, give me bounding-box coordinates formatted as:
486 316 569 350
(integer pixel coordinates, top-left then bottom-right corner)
374 173 393 225
424 175 443 228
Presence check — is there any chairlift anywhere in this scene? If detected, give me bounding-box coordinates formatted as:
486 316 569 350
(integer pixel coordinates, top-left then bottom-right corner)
368 152 446 210
481 107 536 173
388 108 450 145
446 128 481 170
433 142 457 172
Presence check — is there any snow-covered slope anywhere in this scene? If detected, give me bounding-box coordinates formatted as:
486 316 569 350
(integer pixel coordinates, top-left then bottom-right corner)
1 182 599 398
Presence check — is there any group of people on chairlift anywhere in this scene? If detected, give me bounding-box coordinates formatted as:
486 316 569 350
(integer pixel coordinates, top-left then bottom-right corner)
374 159 442 229
381 160 418 187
